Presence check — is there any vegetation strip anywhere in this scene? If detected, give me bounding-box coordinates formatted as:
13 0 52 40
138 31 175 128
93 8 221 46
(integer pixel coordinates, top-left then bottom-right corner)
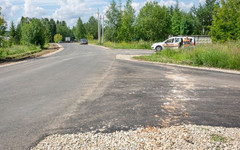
0 44 60 63
134 42 240 71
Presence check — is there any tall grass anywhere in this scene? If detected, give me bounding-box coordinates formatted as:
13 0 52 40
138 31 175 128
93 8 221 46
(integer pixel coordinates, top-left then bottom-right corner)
135 41 240 70
0 45 41 60
92 40 152 50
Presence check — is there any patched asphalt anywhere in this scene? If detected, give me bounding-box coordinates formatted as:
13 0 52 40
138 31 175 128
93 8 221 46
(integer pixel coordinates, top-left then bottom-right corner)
0 44 239 150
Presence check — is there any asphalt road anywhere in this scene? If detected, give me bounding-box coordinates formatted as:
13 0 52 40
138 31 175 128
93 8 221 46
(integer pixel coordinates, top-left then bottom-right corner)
0 44 239 150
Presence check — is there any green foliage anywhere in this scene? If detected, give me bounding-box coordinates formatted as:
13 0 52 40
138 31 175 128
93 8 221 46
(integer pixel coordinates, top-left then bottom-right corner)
135 41 240 70
85 16 98 39
0 44 41 60
86 33 94 40
211 134 227 143
49 19 57 42
21 18 46 49
54 34 63 43
210 0 240 42
105 0 122 42
15 24 22 44
0 7 7 50
117 0 135 42
180 14 194 35
56 21 71 41
192 0 216 35
73 18 86 41
135 1 171 41
171 2 182 35
41 18 51 43
97 40 152 50
9 21 17 45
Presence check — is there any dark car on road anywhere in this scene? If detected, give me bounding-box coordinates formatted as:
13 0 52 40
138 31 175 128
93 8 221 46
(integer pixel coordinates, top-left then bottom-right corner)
80 39 88 45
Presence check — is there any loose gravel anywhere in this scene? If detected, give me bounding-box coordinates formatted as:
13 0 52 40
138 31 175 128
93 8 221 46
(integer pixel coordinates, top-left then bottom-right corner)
32 124 240 150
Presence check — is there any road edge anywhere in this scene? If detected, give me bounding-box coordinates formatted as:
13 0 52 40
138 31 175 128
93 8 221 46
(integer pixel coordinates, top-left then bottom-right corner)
116 54 240 75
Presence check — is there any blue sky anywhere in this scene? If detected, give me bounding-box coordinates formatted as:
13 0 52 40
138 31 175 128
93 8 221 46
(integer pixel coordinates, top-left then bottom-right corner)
0 0 204 28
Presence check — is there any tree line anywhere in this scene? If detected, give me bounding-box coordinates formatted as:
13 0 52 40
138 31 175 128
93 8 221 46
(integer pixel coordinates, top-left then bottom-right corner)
104 0 240 43
0 12 98 49
0 0 240 50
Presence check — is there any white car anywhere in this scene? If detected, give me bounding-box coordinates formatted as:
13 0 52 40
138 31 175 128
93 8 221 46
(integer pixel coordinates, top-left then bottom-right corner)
151 37 195 51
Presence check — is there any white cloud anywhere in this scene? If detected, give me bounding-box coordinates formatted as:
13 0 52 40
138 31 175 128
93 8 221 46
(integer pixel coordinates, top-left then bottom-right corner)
1 0 19 18
132 2 145 14
51 0 107 27
23 0 46 18
131 0 194 17
159 0 194 10
199 0 205 4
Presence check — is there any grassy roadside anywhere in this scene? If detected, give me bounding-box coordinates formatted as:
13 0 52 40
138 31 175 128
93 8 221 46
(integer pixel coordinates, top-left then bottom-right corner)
0 43 58 62
134 42 240 70
89 40 152 50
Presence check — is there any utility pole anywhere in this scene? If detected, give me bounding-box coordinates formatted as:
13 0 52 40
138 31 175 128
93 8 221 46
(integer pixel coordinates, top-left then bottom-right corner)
97 8 100 43
101 16 104 44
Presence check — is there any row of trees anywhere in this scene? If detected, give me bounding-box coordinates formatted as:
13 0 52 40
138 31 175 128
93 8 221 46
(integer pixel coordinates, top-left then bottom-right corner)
104 0 217 42
5 15 98 48
7 17 74 48
210 0 240 42
72 16 98 41
1 0 240 50
104 0 240 42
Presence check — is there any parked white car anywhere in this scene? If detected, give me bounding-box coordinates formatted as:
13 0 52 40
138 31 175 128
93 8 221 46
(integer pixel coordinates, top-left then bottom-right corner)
151 36 195 51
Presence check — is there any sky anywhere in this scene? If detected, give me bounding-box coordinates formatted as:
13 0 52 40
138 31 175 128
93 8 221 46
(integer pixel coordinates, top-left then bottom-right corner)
0 0 205 29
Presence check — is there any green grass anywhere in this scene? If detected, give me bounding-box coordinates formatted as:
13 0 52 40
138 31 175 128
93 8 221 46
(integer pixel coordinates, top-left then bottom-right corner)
211 134 227 143
88 39 98 44
134 41 240 70
89 40 152 50
0 44 42 60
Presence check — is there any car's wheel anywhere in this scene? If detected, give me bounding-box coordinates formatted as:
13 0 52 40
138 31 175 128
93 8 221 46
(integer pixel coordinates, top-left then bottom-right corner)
155 46 162 52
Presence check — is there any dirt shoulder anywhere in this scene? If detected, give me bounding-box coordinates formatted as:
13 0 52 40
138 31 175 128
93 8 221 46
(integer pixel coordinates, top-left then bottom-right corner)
0 43 62 67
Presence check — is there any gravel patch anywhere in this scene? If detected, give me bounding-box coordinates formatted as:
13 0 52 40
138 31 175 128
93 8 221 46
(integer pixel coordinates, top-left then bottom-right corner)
32 124 240 150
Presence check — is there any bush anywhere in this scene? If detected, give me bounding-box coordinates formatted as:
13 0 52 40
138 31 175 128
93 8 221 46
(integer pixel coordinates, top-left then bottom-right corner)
54 34 63 43
21 18 46 49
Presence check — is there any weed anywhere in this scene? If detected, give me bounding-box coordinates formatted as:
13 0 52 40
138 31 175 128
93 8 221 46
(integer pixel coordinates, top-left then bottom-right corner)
91 40 152 50
135 41 240 70
0 44 41 60
211 134 227 143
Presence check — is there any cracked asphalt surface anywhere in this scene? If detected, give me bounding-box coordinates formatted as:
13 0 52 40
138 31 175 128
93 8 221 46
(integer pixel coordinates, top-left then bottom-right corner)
0 44 239 150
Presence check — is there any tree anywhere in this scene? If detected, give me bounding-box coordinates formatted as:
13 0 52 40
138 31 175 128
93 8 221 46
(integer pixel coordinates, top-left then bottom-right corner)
9 21 16 44
49 19 56 42
0 7 7 49
41 18 51 43
73 18 86 41
56 21 71 41
210 0 240 42
117 0 135 42
171 1 182 35
179 13 194 35
15 24 22 44
191 0 216 35
21 18 46 48
105 0 122 42
85 16 98 39
54 34 62 43
135 1 171 41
